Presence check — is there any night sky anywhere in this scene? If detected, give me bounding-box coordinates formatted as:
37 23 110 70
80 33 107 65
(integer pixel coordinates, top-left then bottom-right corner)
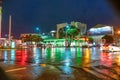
2 0 120 38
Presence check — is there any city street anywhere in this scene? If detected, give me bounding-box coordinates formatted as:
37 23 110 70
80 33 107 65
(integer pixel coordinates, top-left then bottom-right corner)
1 0 120 80
0 47 120 80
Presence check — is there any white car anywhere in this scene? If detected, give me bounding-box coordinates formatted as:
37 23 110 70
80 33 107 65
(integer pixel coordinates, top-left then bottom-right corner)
109 45 120 52
101 45 120 52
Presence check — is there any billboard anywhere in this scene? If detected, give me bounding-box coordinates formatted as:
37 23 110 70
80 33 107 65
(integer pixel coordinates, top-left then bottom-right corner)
88 26 113 36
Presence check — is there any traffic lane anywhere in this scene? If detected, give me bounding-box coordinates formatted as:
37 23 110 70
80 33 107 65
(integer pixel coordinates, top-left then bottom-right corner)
5 64 63 80
1 64 42 80
0 63 101 80
3 64 61 80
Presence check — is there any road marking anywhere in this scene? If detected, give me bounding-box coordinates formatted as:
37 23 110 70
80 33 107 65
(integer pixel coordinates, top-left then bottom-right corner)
5 67 26 72
61 59 71 62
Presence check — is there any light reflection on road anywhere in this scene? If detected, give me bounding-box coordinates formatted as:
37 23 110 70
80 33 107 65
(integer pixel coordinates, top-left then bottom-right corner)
100 52 113 67
0 47 105 66
1 47 120 67
1 47 120 79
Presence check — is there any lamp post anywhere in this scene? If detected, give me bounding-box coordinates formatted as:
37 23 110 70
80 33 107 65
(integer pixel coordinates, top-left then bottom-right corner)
8 15 12 47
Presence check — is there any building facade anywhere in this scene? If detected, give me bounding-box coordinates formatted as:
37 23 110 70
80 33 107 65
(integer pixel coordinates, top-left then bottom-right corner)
113 27 120 46
56 21 87 38
87 24 114 44
56 23 68 38
70 21 87 36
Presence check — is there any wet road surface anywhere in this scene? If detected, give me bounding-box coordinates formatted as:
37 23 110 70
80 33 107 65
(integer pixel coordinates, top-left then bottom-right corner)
0 47 120 80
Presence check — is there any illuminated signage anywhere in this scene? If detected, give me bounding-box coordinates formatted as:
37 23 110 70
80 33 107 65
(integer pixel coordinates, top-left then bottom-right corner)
88 26 113 36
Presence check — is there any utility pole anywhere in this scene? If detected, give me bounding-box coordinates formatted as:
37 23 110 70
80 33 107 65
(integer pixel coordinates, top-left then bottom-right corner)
8 15 11 47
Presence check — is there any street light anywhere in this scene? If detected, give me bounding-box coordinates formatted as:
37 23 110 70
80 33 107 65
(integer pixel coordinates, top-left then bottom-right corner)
118 30 120 34
36 27 39 31
35 26 41 34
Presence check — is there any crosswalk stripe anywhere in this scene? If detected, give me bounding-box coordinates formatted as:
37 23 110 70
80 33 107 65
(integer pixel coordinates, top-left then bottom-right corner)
5 67 26 72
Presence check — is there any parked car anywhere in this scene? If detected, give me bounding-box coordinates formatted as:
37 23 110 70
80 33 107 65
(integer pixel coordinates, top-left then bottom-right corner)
101 44 120 52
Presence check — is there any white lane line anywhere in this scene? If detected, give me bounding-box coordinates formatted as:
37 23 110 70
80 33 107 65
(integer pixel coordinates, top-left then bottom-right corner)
5 67 26 72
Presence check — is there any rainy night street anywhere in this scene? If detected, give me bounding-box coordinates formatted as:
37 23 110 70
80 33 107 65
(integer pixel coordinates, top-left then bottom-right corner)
1 0 120 80
0 47 120 80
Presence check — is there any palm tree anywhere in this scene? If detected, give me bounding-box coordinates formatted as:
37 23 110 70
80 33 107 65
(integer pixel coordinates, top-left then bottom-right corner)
66 26 80 39
58 25 80 39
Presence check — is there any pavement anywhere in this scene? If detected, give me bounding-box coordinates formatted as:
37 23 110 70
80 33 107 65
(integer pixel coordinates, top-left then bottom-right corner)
1 48 120 80
2 61 120 80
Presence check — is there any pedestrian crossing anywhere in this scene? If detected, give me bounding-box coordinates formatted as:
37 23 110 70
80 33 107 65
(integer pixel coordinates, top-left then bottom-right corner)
38 62 120 80
72 64 120 80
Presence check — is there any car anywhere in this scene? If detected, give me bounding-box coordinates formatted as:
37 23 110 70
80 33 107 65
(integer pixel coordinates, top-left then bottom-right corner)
109 45 120 52
101 44 120 52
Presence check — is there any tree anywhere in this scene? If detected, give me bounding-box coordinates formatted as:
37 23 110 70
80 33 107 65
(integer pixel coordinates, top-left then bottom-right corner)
66 26 80 39
58 25 80 39
102 35 114 44
32 35 43 43
88 37 94 43
21 34 43 44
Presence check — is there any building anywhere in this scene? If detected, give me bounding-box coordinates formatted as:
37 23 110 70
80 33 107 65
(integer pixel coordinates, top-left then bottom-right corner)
50 30 56 38
56 23 68 38
56 21 87 38
87 24 114 44
20 33 39 37
113 27 120 46
70 21 87 36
